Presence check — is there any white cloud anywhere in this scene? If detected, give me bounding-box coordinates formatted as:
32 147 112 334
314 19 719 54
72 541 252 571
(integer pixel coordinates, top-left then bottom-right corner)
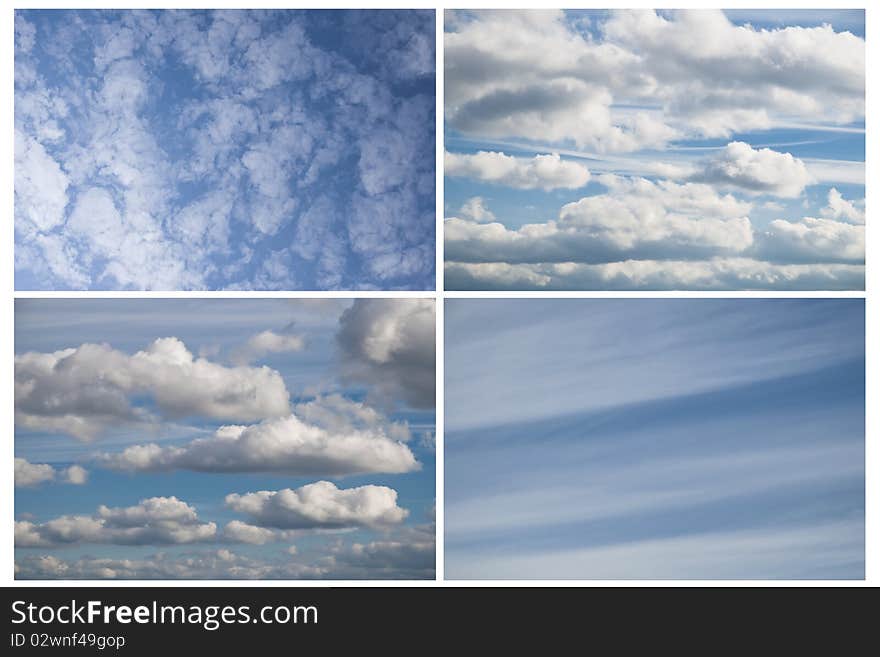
693 142 814 198
444 10 864 149
446 175 754 265
15 337 291 441
821 188 865 224
457 197 496 223
15 10 435 291
97 407 419 477
445 150 590 190
15 458 89 488
14 129 69 236
63 464 88 485
14 458 55 487
445 258 864 291
225 481 408 530
231 329 305 365
15 497 217 547
222 520 278 545
758 217 864 264
337 299 435 409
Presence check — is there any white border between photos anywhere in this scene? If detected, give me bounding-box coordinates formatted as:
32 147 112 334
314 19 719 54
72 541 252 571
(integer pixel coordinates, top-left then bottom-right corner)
1 0 873 588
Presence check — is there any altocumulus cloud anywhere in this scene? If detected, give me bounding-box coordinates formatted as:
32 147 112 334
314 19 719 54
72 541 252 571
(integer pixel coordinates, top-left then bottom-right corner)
14 10 435 291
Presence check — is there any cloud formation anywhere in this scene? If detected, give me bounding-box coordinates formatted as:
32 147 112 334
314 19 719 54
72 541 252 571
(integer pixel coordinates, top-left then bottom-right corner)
97 401 419 477
445 150 590 190
15 10 435 291
15 497 217 547
231 329 305 365
225 480 409 530
445 9 863 150
337 299 435 409
443 10 865 291
15 337 291 440
692 142 814 198
14 458 88 488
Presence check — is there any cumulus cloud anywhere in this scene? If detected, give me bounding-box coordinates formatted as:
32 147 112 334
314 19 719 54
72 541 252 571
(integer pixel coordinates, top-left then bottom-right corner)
445 150 590 190
15 497 217 547
692 142 814 198
231 329 305 365
97 403 419 477
457 197 496 223
445 10 863 149
15 337 291 441
14 550 328 580
337 299 435 409
821 188 865 224
222 520 278 545
225 481 408 530
447 175 754 265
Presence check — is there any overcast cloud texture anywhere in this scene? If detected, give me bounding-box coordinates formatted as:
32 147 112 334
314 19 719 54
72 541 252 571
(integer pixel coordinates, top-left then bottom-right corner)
445 299 864 579
15 299 435 579
15 9 435 291
444 9 865 290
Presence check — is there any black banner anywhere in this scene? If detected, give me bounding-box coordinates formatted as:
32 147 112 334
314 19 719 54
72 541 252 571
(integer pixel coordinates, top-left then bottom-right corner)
0 586 862 650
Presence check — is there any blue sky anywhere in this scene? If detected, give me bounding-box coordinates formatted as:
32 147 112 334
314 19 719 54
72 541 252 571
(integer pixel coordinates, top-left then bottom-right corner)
444 10 865 290
14 10 435 291
445 299 864 579
15 299 435 579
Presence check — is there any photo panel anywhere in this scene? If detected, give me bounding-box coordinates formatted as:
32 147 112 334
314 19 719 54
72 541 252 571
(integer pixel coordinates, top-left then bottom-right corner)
443 9 865 291
14 298 436 580
14 9 436 291
445 298 865 579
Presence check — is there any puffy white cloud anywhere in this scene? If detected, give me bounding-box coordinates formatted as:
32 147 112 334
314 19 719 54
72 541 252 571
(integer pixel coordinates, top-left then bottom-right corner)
15 337 291 441
757 217 864 264
63 464 88 485
445 150 590 190
445 10 864 149
457 197 496 223
231 329 305 365
14 458 55 487
337 299 435 409
445 258 864 291
446 175 754 265
97 406 418 477
15 497 217 547
225 481 408 530
821 188 865 224
15 550 328 580
15 459 89 488
693 142 814 198
222 520 278 545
